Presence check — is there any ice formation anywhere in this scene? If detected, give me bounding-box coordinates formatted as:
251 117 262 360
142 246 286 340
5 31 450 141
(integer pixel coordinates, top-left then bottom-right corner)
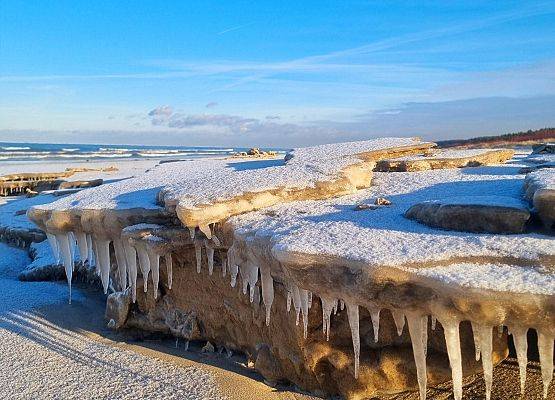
26 138 554 399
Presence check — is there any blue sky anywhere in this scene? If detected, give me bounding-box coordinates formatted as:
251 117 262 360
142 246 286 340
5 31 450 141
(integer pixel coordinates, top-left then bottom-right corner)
1 1 555 146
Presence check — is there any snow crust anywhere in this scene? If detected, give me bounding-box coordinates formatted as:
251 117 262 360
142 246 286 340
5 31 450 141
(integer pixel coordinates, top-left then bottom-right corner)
0 194 60 231
412 263 555 295
34 137 422 212
230 164 554 289
527 169 555 190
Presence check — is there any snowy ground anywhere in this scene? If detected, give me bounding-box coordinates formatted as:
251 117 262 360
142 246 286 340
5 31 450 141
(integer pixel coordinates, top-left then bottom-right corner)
0 241 315 399
0 243 226 399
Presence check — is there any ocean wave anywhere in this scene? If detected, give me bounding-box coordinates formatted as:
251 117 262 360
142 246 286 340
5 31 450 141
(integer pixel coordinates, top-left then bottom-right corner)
1 146 32 151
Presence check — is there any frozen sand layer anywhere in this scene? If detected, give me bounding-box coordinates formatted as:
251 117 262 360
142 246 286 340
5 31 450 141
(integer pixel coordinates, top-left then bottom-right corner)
375 148 514 171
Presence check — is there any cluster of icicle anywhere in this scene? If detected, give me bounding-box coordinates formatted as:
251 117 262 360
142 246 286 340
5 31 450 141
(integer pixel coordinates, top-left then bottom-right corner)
226 238 554 400
45 226 554 399
44 230 174 304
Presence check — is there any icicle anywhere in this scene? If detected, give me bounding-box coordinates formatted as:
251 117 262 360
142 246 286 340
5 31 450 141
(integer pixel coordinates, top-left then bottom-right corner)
474 324 493 400
148 251 160 299
340 299 345 311
292 285 301 326
299 289 309 339
407 312 427 400
260 267 274 326
421 315 428 357
113 239 128 290
367 305 380 342
92 238 100 274
211 234 221 247
165 254 173 290
55 233 73 303
221 255 227 277
431 315 437 331
286 290 292 313
86 234 94 266
471 322 482 361
510 325 528 396
332 300 338 315
204 240 214 275
199 224 212 239
538 330 554 399
188 227 195 240
46 232 60 264
346 302 360 379
75 232 88 263
391 310 405 336
245 261 259 302
194 240 202 273
307 291 313 309
229 262 239 287
68 232 76 270
441 318 463 400
96 238 111 294
321 296 335 341
123 242 138 303
135 242 151 292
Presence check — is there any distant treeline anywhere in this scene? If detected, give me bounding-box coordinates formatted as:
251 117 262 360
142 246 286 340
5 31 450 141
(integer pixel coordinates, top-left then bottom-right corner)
438 128 555 147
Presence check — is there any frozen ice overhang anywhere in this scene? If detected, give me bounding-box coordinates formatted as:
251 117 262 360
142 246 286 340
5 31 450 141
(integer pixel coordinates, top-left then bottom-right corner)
228 165 555 330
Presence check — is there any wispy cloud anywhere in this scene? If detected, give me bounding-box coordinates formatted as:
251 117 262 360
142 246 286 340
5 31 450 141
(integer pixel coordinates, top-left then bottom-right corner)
217 22 255 35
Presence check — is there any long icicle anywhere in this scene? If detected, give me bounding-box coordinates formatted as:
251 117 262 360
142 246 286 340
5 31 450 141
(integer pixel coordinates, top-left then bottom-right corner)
135 242 151 292
246 261 259 302
320 296 336 341
113 239 128 290
292 284 301 326
165 253 173 289
194 240 202 273
441 317 463 400
96 238 111 294
86 234 94 267
346 302 360 379
123 241 138 302
407 312 427 400
75 232 88 263
46 232 60 264
260 266 274 326
367 305 380 343
55 233 73 303
471 322 482 361
421 315 428 357
148 251 160 299
538 330 554 399
204 240 214 275
299 289 309 339
510 325 528 396
476 324 493 400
